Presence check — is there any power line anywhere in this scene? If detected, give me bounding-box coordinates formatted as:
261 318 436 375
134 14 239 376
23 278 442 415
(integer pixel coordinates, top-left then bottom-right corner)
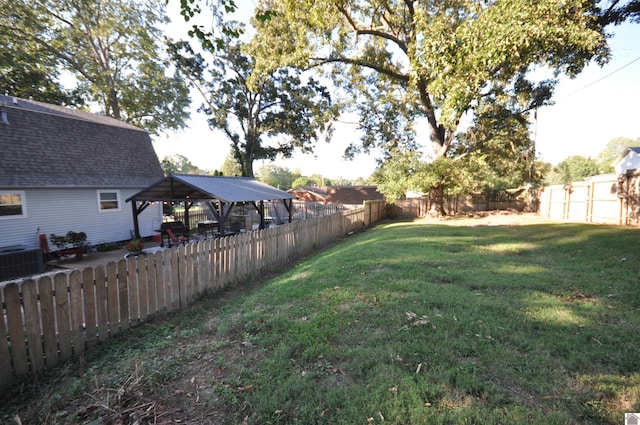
564 54 640 97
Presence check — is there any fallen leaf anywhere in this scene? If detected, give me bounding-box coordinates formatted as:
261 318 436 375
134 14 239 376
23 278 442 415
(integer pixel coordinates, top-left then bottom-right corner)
389 386 398 395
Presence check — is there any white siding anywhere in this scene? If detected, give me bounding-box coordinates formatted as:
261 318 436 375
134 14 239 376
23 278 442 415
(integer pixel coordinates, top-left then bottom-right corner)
0 188 162 249
614 151 640 175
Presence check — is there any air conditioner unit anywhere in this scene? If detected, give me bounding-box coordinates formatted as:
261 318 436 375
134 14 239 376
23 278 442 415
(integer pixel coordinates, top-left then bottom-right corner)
0 246 44 281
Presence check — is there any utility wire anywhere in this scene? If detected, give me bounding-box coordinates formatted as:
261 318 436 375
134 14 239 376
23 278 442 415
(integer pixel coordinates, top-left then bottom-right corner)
563 54 640 97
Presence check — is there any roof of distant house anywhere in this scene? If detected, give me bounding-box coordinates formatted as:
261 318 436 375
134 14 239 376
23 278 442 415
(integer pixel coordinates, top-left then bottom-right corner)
0 95 162 188
290 185 384 205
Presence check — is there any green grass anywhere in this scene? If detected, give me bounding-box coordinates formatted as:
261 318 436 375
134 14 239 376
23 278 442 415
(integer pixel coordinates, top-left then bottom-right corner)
2 218 640 424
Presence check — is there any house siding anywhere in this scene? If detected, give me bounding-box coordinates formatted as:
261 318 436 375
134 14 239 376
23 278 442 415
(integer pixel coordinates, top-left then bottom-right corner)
614 150 640 175
0 188 161 249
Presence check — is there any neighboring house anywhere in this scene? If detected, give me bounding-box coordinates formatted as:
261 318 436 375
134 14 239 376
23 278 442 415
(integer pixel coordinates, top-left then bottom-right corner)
0 95 163 251
612 147 640 175
289 185 385 209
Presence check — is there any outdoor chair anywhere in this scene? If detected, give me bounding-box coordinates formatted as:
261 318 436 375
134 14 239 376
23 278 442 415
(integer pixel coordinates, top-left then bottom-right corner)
166 228 188 246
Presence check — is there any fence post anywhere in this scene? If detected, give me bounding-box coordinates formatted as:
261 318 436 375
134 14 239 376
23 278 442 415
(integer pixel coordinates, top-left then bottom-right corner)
0 285 14 388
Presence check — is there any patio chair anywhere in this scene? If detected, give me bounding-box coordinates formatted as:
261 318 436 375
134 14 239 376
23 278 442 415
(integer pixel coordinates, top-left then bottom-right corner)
166 228 188 246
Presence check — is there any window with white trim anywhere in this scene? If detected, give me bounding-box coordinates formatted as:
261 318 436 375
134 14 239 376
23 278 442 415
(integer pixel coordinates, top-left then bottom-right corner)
0 191 26 218
98 190 121 211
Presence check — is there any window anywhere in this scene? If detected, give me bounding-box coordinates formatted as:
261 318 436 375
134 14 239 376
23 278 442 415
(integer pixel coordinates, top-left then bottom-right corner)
98 190 121 211
0 191 26 218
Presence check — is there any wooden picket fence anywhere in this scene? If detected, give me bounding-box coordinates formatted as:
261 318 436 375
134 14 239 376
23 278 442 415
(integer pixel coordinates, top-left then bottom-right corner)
0 202 386 389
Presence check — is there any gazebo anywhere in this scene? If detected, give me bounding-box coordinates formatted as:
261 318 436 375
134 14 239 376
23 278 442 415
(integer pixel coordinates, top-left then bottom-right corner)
126 174 297 239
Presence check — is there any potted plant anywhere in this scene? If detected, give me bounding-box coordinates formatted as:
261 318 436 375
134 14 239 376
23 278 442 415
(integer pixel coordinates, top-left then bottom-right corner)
125 238 144 254
49 231 88 260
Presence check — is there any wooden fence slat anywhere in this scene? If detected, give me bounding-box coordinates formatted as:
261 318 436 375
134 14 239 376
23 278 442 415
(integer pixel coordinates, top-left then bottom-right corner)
146 254 157 317
178 245 187 308
38 276 57 368
117 260 130 330
184 244 193 304
138 256 149 322
127 258 139 326
21 279 44 373
106 262 119 336
5 284 29 375
94 266 108 342
0 285 13 388
155 251 168 313
54 273 72 362
69 270 84 355
82 268 97 347
170 248 180 310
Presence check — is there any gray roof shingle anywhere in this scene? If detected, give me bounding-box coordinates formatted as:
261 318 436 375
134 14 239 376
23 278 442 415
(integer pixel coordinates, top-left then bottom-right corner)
0 95 163 188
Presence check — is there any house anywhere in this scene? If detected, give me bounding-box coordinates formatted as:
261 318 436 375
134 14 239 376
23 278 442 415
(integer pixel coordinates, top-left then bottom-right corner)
0 95 163 253
612 147 640 175
289 185 385 209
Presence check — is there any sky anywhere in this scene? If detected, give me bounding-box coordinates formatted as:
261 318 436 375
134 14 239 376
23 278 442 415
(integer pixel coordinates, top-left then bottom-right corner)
153 2 640 180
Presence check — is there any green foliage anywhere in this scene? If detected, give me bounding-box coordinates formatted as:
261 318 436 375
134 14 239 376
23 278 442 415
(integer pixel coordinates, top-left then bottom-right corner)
160 154 203 176
0 0 190 134
250 0 612 213
170 40 341 177
256 164 301 190
49 231 87 250
547 155 601 184
219 152 243 176
174 0 242 52
96 242 119 252
597 136 640 173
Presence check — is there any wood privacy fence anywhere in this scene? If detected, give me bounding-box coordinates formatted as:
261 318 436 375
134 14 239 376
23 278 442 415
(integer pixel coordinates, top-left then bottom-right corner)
538 172 640 226
0 202 386 389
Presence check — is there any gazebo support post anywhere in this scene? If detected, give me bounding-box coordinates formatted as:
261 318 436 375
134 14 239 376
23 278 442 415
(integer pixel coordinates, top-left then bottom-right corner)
259 200 265 229
131 200 141 239
184 201 193 236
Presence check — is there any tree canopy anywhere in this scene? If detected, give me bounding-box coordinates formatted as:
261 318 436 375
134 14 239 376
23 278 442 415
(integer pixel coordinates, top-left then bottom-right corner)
249 0 615 213
0 0 190 134
160 154 205 176
171 40 340 177
597 136 640 173
546 155 601 184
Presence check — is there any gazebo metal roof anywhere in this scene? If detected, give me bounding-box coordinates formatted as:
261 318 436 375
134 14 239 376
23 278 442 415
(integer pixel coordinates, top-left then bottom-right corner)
126 174 297 203
126 174 297 239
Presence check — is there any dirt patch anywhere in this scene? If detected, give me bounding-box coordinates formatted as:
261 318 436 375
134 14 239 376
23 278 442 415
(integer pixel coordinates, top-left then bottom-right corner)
423 211 552 227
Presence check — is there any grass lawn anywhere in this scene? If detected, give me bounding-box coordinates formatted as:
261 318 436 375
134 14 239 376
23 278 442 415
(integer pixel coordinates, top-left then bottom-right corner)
2 215 639 424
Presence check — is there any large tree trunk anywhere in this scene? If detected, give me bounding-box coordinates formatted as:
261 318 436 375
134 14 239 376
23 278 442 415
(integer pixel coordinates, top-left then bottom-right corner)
428 183 447 217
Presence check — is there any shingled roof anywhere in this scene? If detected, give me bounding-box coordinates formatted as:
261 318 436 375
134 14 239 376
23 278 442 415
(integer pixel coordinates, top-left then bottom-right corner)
0 95 163 188
289 186 384 205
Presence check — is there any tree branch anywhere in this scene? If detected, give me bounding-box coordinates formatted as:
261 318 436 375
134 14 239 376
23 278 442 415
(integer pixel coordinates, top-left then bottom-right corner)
335 4 408 54
309 56 409 83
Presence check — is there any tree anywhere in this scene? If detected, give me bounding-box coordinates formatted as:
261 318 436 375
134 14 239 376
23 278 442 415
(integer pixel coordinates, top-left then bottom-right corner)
546 155 600 184
0 0 190 134
0 35 83 106
160 154 204 176
596 0 640 25
597 136 640 173
219 152 243 176
171 40 340 177
256 165 301 190
250 0 612 215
